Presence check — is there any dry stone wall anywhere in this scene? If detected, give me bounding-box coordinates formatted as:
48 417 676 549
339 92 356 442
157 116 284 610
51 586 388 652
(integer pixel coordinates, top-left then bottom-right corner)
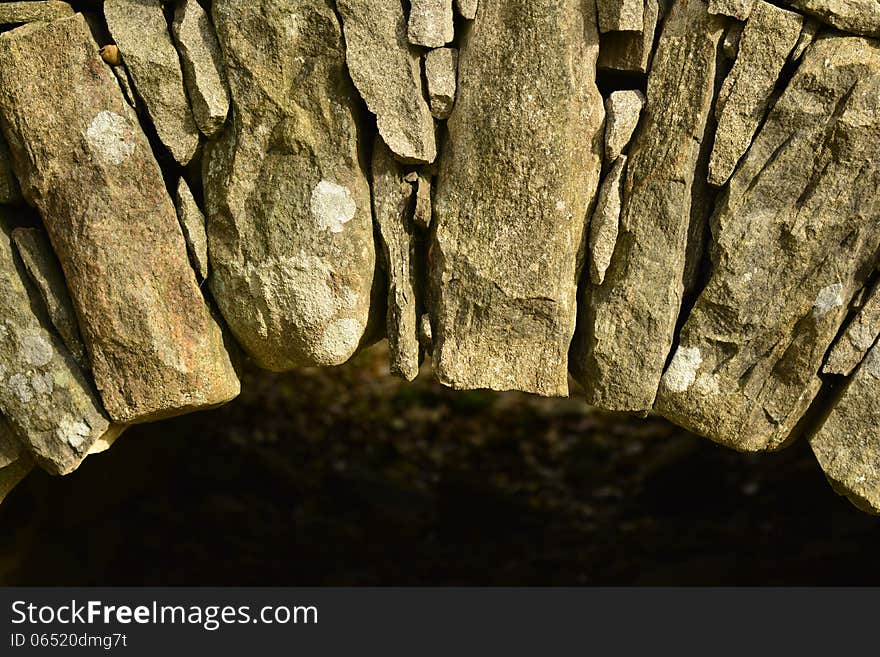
0 0 877 514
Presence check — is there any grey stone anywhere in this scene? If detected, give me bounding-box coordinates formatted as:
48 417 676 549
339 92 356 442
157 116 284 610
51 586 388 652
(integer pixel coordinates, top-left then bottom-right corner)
11 228 88 370
597 0 644 33
709 1 803 188
0 1 72 24
604 90 645 164
172 0 230 139
573 0 724 413
206 0 376 370
431 0 604 397
779 1 880 37
824 281 880 376
810 341 880 514
105 0 200 165
372 137 422 381
0 15 240 424
791 17 821 61
174 179 210 281
708 0 754 20
425 47 458 121
455 0 478 20
588 156 626 287
0 210 115 475
408 0 454 48
597 0 659 74
0 135 21 205
655 35 880 452
337 0 436 164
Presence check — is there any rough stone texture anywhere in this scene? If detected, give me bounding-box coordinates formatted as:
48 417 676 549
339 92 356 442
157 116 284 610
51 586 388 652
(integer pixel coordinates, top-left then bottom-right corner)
574 0 724 413
655 35 880 452
372 137 421 381
810 341 880 514
722 20 744 61
11 228 88 369
708 1 803 188
824 282 880 376
791 17 821 61
779 1 880 37
205 0 376 371
0 210 114 475
588 156 626 287
604 90 645 164
0 415 22 470
425 47 458 121
174 179 210 281
597 0 659 74
0 15 240 424
431 0 604 397
0 454 31 505
597 0 644 33
337 0 436 164
0 134 20 204
709 0 754 20
105 0 200 166
0 1 72 24
408 0 454 48
413 171 432 230
455 0 478 20
172 0 230 139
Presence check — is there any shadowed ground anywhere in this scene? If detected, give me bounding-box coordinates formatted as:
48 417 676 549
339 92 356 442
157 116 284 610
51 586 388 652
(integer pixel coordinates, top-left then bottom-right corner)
1 344 877 585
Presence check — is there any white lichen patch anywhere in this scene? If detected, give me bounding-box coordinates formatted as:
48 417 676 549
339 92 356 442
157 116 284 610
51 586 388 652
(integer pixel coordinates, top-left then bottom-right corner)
21 334 53 367
7 373 32 403
662 346 703 394
310 180 357 233
57 416 92 450
813 283 844 318
29 371 54 397
317 318 363 364
86 110 136 165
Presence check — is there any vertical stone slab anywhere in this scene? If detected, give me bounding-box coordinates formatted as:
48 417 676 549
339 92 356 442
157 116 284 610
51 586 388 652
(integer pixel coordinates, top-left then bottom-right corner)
823 282 880 377
430 0 604 397
810 341 880 514
0 210 114 475
573 0 724 413
0 15 240 424
655 36 880 451
206 0 376 370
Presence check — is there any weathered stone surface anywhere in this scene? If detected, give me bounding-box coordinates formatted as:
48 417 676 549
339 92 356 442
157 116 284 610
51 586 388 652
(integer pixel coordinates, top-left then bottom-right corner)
172 0 230 139
413 171 432 230
810 341 880 514
431 0 604 397
709 0 754 20
372 137 421 381
206 0 376 370
0 415 22 470
597 0 659 74
792 17 821 61
0 1 72 24
337 0 436 164
604 90 645 164
0 15 240 424
589 156 626 286
824 282 880 376
174 179 210 281
455 0 478 20
597 0 644 33
0 210 114 475
408 0 454 48
105 0 200 166
779 1 880 37
0 134 20 204
574 0 724 413
425 47 458 121
655 35 880 452
709 1 803 187
0 454 31 505
11 228 88 369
